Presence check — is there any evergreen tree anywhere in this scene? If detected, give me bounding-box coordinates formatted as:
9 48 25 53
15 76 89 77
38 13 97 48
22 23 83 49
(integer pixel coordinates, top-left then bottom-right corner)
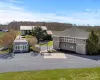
31 26 46 43
87 30 99 54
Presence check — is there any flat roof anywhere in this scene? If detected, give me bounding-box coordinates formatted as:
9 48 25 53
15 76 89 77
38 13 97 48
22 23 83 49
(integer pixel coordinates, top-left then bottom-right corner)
14 36 28 43
20 26 36 30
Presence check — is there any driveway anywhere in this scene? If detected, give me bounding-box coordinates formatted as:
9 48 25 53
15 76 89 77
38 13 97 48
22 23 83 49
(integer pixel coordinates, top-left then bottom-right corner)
0 52 100 73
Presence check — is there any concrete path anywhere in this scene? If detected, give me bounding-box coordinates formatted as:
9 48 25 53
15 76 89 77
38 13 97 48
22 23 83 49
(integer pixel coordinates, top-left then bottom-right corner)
0 53 100 73
44 53 67 59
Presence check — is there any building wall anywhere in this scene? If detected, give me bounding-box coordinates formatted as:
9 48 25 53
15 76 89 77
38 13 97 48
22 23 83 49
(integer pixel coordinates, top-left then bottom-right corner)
13 42 29 53
21 30 32 36
21 30 25 36
53 36 60 49
60 42 76 52
60 37 76 43
53 36 87 54
76 39 86 54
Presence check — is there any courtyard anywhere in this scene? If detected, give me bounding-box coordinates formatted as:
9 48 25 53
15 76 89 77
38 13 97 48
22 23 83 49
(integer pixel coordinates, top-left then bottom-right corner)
0 52 100 73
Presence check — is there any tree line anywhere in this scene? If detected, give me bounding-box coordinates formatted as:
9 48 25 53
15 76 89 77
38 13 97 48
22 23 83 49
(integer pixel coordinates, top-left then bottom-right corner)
0 21 100 33
0 21 72 31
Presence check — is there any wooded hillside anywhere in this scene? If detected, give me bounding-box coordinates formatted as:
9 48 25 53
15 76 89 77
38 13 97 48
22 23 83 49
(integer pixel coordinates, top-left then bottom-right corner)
0 21 100 33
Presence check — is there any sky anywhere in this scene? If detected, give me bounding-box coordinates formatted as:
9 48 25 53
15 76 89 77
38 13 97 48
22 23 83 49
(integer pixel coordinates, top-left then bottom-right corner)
0 0 100 25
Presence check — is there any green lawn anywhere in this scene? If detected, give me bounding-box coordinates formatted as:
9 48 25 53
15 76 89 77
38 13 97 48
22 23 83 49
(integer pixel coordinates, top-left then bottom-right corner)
40 41 53 46
0 32 6 38
1 67 100 80
0 49 9 54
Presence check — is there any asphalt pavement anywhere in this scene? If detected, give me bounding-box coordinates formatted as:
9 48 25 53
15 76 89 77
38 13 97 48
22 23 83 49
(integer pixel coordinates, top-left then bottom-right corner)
0 52 100 73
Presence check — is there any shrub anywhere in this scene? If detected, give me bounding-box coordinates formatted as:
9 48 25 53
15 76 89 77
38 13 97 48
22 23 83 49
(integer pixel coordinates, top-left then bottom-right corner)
47 49 56 53
30 46 40 53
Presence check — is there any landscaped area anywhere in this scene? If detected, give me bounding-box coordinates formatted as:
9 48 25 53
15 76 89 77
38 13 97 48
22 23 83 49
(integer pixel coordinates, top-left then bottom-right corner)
0 67 100 80
39 41 53 46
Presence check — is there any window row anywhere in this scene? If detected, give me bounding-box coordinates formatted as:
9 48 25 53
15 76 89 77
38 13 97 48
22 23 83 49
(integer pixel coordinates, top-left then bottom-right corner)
60 37 76 43
15 45 27 50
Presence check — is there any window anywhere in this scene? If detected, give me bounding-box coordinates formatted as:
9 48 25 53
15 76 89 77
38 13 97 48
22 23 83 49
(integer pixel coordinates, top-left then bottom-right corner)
61 37 64 42
74 38 76 43
17 45 20 50
24 45 26 49
16 46 17 50
16 45 20 50
23 46 24 49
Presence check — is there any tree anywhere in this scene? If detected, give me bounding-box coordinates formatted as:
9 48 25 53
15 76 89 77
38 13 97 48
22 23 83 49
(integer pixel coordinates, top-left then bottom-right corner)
0 30 17 52
31 26 47 43
87 30 99 54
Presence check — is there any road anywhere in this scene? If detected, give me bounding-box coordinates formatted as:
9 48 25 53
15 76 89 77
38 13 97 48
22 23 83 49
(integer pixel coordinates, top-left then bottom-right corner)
0 52 100 73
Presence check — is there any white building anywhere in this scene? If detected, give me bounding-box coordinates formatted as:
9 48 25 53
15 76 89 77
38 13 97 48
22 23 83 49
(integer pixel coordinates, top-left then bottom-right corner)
52 27 89 54
13 36 29 53
20 26 47 36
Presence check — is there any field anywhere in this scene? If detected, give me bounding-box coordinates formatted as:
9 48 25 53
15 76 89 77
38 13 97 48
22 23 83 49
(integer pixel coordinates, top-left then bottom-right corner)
0 32 6 38
0 67 100 80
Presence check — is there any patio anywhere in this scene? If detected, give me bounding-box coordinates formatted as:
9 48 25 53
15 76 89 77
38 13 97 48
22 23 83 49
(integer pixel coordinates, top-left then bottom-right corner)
43 53 67 59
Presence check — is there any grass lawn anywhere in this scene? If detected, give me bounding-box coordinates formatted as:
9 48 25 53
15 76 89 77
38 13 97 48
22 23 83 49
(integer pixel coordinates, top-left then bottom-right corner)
24 35 33 39
0 49 9 54
0 67 100 80
40 41 53 46
0 32 6 38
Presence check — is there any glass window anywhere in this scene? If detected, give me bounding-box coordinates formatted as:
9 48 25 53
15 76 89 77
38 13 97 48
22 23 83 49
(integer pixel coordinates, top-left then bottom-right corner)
16 46 17 50
24 45 26 49
18 46 20 50
23 46 24 49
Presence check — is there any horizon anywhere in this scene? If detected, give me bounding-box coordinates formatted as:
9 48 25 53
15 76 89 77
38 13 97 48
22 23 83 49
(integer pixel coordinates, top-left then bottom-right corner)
0 0 100 26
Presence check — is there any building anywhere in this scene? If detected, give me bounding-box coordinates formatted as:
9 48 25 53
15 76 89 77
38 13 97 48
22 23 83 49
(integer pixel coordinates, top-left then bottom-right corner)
20 26 47 36
52 27 89 54
13 36 29 53
46 30 53 35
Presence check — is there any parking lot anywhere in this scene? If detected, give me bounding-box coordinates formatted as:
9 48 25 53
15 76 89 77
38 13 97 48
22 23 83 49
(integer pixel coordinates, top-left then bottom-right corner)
0 52 100 73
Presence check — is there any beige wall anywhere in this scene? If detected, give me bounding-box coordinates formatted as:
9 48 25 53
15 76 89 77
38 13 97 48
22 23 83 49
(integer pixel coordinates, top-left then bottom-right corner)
53 36 87 54
60 42 76 52
53 36 60 49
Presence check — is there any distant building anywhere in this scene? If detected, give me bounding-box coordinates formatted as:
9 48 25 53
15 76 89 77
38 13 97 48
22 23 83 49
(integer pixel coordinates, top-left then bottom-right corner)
46 30 53 35
20 26 47 36
13 36 29 53
52 27 89 54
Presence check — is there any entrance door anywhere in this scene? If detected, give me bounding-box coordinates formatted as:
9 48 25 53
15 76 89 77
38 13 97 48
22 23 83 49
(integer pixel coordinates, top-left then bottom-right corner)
20 44 23 52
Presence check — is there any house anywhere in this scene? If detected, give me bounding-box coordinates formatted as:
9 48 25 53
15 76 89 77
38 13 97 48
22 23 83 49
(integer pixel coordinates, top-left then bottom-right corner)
52 27 89 54
20 26 47 36
13 36 29 53
46 30 53 35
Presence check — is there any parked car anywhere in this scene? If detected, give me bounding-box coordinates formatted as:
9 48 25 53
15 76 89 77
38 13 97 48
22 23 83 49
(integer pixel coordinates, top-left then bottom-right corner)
2 29 9 32
0 29 2 32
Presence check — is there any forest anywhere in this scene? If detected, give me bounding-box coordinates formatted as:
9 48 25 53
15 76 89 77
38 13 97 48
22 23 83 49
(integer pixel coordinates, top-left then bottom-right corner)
0 21 100 33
